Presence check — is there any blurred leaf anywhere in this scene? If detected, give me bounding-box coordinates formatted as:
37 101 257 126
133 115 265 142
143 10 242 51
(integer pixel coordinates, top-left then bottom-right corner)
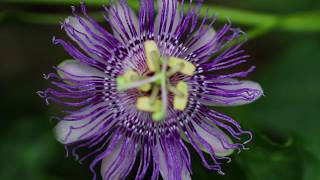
12 11 103 25
0 11 8 21
248 35 320 180
0 116 60 180
259 130 293 148
240 142 303 180
231 0 320 14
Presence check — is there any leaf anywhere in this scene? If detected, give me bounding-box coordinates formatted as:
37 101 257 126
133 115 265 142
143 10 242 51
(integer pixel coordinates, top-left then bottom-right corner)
0 116 60 180
240 142 303 180
247 35 320 180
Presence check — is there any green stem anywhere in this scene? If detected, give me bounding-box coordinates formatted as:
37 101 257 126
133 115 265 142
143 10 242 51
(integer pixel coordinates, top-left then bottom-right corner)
279 11 320 32
0 0 279 26
199 6 278 27
1 0 320 38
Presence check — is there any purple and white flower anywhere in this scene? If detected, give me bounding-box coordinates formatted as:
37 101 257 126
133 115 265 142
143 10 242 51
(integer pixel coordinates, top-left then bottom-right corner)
39 0 263 179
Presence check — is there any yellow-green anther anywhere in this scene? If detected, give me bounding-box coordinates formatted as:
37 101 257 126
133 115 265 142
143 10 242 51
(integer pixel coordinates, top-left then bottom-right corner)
168 85 184 97
144 40 161 72
167 63 184 77
124 69 139 81
168 57 196 76
173 81 189 111
139 83 152 92
136 96 162 112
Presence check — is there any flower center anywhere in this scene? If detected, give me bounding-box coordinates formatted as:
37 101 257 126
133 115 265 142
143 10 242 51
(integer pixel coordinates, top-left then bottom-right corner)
116 41 195 122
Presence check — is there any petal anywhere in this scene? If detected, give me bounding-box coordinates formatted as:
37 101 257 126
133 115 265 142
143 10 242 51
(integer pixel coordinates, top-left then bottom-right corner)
192 121 234 157
64 16 105 58
101 138 136 180
202 79 263 107
54 102 110 144
109 3 140 43
181 166 192 180
100 139 123 180
57 60 107 80
156 140 191 180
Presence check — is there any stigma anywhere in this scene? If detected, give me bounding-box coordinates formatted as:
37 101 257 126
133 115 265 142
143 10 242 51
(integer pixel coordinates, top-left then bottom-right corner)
117 41 195 122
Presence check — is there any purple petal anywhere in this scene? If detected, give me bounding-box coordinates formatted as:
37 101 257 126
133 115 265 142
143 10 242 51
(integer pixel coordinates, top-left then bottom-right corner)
57 60 107 80
156 139 191 180
100 137 137 179
201 78 263 107
54 103 109 144
100 139 124 179
192 121 234 157
64 16 109 61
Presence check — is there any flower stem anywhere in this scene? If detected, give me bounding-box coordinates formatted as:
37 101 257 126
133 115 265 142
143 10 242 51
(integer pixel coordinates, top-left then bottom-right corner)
1 0 320 37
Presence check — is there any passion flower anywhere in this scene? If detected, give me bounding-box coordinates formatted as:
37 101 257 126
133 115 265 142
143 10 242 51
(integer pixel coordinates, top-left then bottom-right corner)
38 0 263 179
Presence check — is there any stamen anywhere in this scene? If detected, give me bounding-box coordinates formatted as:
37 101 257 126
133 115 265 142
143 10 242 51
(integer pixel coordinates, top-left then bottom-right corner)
136 97 162 112
125 69 139 81
139 83 152 92
168 57 196 76
144 41 161 72
173 81 189 111
168 85 184 98
166 63 184 77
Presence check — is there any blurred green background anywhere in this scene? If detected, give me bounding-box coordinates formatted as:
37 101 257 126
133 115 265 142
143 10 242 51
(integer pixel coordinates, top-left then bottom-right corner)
0 0 320 180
